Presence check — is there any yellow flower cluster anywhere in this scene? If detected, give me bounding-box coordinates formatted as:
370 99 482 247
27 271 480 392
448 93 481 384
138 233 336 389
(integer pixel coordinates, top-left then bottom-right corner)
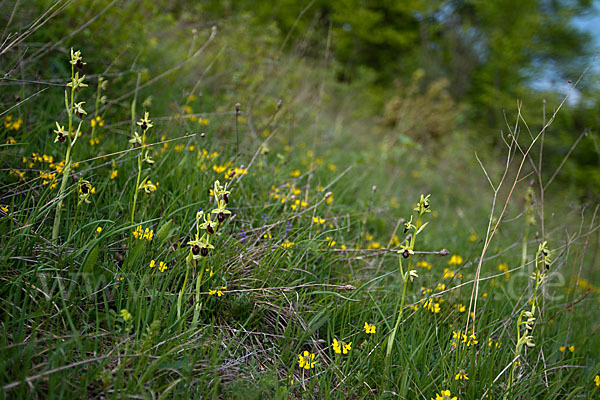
332 338 352 354
281 240 295 249
417 260 432 270
209 286 227 296
364 322 376 334
448 254 463 266
559 345 574 353
423 298 441 313
90 115 104 128
454 370 469 381
431 389 456 400
225 166 247 180
149 259 167 272
451 330 478 347
498 262 510 280
4 115 22 130
442 268 455 279
297 351 316 370
132 226 154 241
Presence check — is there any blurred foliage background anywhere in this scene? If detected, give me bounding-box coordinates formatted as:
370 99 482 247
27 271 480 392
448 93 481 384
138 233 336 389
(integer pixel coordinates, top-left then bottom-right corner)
3 0 600 196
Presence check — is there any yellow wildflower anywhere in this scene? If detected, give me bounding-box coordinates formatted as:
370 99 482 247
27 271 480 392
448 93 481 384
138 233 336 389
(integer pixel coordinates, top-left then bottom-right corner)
442 268 455 279
455 370 469 381
297 351 316 370
417 260 432 270
142 180 158 194
364 322 376 334
423 299 441 313
120 309 132 322
332 338 352 355
290 169 301 178
431 389 457 400
281 241 295 249
209 286 227 297
448 254 463 266
110 170 118 179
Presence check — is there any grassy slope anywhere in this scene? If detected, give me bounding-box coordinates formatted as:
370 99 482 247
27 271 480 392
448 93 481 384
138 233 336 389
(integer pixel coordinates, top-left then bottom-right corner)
1 4 599 399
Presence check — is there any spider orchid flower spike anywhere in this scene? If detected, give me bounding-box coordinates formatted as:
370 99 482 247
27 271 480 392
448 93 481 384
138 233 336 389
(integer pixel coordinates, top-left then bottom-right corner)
399 242 414 259
404 215 416 234
211 180 232 223
199 212 218 235
413 194 431 216
77 179 93 204
408 269 419 282
70 48 86 69
53 122 67 143
129 131 143 146
130 111 154 224
188 235 214 259
51 49 88 242
537 241 552 271
67 72 88 90
187 210 215 259
137 111 154 132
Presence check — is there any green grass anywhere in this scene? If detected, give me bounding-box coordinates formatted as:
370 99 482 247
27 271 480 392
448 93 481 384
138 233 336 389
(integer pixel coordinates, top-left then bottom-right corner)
1 4 600 399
